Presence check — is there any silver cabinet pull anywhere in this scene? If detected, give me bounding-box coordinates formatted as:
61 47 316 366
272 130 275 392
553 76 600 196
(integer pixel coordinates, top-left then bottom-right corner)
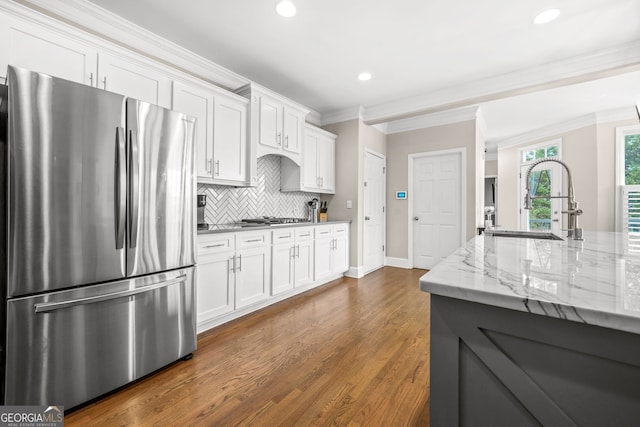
204 243 226 248
230 256 236 272
237 254 242 272
207 158 212 173
35 275 186 313
277 132 282 146
89 72 94 86
365 216 371 221
299 233 310 237
245 238 263 243
296 244 300 258
102 76 107 89
215 160 220 176
285 135 289 148
414 216 419 221
278 234 292 239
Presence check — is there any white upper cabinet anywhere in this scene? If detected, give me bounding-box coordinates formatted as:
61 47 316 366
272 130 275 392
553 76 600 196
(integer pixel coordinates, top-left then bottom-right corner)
0 16 97 85
282 124 336 194
173 79 250 186
172 80 214 180
97 51 171 108
236 83 308 166
214 95 248 183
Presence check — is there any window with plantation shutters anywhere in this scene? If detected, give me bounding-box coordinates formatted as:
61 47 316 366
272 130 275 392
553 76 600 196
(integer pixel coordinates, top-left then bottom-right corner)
621 185 640 232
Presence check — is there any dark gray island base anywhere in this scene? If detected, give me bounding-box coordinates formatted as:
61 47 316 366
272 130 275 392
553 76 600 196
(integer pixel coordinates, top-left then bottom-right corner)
431 294 640 426
421 232 640 427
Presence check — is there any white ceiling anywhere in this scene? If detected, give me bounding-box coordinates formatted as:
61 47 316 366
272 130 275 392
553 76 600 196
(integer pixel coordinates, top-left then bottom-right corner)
83 0 640 144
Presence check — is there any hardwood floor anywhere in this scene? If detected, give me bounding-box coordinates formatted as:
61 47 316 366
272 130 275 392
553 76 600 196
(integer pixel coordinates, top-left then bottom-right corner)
66 267 431 426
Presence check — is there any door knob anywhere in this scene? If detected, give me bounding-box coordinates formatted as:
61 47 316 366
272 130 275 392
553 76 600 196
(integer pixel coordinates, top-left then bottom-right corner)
414 216 419 221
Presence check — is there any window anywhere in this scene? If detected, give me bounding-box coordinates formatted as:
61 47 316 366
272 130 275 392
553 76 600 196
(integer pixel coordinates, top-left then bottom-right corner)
616 125 640 232
521 144 559 163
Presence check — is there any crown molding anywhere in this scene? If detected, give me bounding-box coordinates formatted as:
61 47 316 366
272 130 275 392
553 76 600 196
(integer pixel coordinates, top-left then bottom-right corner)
495 114 597 150
14 0 249 90
494 105 640 150
321 105 364 126
595 106 638 124
384 106 480 135
358 40 640 126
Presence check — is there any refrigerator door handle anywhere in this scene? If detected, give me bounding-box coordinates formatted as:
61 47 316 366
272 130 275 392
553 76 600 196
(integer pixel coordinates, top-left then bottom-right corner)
33 274 187 313
115 126 126 250
129 129 140 248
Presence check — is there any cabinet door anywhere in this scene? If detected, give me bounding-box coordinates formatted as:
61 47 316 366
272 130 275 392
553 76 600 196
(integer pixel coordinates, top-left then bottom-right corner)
98 52 171 107
0 18 96 85
314 237 333 281
272 244 294 295
294 239 314 287
283 108 303 155
318 136 336 193
332 236 349 274
172 81 214 181
214 95 248 183
303 133 320 189
197 252 235 322
258 95 281 149
235 246 271 309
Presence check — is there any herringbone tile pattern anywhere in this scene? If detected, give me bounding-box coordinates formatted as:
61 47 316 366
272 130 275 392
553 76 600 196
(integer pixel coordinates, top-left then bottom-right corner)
198 155 319 224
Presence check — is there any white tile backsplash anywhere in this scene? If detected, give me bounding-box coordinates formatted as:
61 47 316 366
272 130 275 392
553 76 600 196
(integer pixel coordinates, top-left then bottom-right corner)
198 155 319 224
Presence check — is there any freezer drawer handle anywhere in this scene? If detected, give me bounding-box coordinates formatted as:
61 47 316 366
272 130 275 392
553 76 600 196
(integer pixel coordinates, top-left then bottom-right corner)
33 274 187 313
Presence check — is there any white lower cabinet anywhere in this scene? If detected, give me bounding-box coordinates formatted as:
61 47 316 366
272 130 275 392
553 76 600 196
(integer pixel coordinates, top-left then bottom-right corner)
196 223 349 333
315 223 349 282
271 227 314 295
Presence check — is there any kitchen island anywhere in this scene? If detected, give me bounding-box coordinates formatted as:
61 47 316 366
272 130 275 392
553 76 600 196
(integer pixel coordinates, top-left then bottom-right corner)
420 231 640 426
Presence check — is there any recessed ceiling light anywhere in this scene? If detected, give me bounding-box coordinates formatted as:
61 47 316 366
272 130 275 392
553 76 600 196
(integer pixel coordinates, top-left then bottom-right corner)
534 9 560 24
358 72 372 81
275 1 296 17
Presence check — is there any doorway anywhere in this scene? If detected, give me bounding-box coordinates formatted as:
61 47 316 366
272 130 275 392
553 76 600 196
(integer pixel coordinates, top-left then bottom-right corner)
409 149 465 270
363 149 386 274
518 142 563 234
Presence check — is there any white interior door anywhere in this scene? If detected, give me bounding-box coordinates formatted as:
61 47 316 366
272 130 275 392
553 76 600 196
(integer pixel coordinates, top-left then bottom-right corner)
363 150 386 274
412 152 462 270
519 163 562 234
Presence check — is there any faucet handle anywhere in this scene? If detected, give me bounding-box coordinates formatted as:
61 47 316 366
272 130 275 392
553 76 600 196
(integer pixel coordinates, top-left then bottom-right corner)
562 208 583 215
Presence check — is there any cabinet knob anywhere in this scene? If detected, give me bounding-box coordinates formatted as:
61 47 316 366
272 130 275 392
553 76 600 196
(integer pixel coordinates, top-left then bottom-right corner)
414 216 419 221
365 216 371 221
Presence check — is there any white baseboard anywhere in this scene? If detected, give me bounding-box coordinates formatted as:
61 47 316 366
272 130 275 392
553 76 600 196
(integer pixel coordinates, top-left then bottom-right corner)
345 266 365 278
385 257 412 269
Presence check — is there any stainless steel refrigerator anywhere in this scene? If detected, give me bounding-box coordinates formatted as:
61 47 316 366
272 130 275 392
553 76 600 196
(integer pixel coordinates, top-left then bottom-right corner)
0 66 197 409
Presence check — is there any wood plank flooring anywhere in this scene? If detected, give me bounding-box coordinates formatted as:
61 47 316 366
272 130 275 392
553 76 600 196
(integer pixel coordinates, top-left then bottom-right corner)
65 267 431 426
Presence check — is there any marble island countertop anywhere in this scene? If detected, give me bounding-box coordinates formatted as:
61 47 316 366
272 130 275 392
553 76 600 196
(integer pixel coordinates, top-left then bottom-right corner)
420 231 640 335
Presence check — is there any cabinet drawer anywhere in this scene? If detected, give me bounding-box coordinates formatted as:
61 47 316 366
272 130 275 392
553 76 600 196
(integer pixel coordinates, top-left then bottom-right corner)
198 233 235 255
236 230 270 248
272 229 294 244
295 227 314 241
315 226 333 239
333 223 349 235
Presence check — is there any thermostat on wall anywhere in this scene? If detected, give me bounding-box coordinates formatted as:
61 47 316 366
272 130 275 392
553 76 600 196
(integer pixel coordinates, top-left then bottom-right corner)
396 191 407 200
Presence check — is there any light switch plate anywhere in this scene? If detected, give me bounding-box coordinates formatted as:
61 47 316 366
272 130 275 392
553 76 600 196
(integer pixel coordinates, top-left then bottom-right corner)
346 200 352 209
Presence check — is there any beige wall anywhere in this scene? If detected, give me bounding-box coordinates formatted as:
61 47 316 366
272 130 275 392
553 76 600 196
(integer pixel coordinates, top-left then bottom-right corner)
485 159 498 176
322 119 360 267
321 119 387 270
386 120 479 259
497 118 637 232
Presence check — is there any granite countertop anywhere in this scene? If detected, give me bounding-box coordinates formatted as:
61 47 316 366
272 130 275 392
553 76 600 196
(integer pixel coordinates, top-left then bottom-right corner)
420 231 640 335
197 220 351 235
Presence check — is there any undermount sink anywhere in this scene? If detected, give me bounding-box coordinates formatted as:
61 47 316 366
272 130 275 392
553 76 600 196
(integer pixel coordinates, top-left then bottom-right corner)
484 229 564 241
